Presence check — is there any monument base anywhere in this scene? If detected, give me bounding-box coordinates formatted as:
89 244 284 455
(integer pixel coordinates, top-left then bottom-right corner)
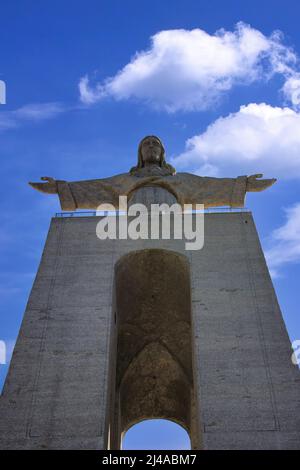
0 212 299 449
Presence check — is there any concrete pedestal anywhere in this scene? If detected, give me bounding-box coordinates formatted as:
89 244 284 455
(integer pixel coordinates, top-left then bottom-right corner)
0 212 299 449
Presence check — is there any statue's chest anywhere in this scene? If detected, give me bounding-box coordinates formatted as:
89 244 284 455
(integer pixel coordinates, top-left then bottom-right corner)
128 186 177 209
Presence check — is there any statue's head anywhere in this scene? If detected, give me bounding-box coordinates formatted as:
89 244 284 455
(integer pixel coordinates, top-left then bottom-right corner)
130 135 176 175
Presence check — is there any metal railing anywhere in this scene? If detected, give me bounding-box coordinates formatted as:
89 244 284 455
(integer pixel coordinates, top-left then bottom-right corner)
55 207 250 218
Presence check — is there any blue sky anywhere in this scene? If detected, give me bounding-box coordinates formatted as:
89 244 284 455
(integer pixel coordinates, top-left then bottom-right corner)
1 0 300 449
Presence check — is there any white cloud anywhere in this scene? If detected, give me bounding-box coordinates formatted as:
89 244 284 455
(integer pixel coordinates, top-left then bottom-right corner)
0 102 65 131
172 103 300 178
282 74 300 107
79 22 300 112
78 76 106 105
265 203 300 276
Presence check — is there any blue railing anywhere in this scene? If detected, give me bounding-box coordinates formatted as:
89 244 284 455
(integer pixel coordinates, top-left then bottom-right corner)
55 207 250 217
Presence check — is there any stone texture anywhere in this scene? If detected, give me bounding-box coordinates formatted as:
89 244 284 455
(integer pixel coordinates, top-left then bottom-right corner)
0 212 299 449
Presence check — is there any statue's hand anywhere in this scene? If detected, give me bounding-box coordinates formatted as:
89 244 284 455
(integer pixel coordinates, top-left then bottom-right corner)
29 176 58 194
246 174 277 192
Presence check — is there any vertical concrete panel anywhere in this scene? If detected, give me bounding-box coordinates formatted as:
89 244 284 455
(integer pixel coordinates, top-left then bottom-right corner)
190 212 300 449
0 217 115 449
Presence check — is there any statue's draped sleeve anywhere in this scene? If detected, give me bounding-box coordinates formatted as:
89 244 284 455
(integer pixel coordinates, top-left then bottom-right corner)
172 173 248 208
57 174 132 210
56 181 77 211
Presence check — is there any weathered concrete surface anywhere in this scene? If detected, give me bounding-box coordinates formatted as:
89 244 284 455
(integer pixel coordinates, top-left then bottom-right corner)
192 213 300 449
0 212 299 449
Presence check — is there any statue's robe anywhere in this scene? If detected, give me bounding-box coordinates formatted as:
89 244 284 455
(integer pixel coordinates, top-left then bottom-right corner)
53 173 250 211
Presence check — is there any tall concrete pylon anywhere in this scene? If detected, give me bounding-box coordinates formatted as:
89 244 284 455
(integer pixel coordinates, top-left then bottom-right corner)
0 136 299 449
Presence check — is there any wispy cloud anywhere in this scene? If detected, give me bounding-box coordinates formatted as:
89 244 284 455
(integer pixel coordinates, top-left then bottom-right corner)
79 22 300 112
0 270 35 296
265 203 300 277
282 74 300 107
0 102 66 131
172 102 300 179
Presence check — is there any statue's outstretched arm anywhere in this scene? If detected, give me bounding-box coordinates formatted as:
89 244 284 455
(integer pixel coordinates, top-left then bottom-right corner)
246 174 277 192
29 176 58 194
29 177 76 211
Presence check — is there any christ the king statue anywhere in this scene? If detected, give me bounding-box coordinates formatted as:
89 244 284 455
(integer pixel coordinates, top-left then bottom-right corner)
29 135 276 211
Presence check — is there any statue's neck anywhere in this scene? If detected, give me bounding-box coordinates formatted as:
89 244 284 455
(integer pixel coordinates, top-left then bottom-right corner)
143 161 160 168
133 165 170 178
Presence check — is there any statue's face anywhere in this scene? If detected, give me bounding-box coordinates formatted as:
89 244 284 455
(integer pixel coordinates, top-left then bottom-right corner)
140 137 162 165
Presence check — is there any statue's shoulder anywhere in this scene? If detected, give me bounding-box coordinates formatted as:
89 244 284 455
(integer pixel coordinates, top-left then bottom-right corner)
71 172 131 186
175 172 236 182
174 172 213 182
176 172 200 178
175 172 212 177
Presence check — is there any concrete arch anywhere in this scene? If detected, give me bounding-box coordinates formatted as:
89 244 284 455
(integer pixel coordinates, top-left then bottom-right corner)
107 249 201 449
123 418 191 450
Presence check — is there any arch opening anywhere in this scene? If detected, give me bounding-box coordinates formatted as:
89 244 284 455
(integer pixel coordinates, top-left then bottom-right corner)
106 249 201 449
122 419 191 450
